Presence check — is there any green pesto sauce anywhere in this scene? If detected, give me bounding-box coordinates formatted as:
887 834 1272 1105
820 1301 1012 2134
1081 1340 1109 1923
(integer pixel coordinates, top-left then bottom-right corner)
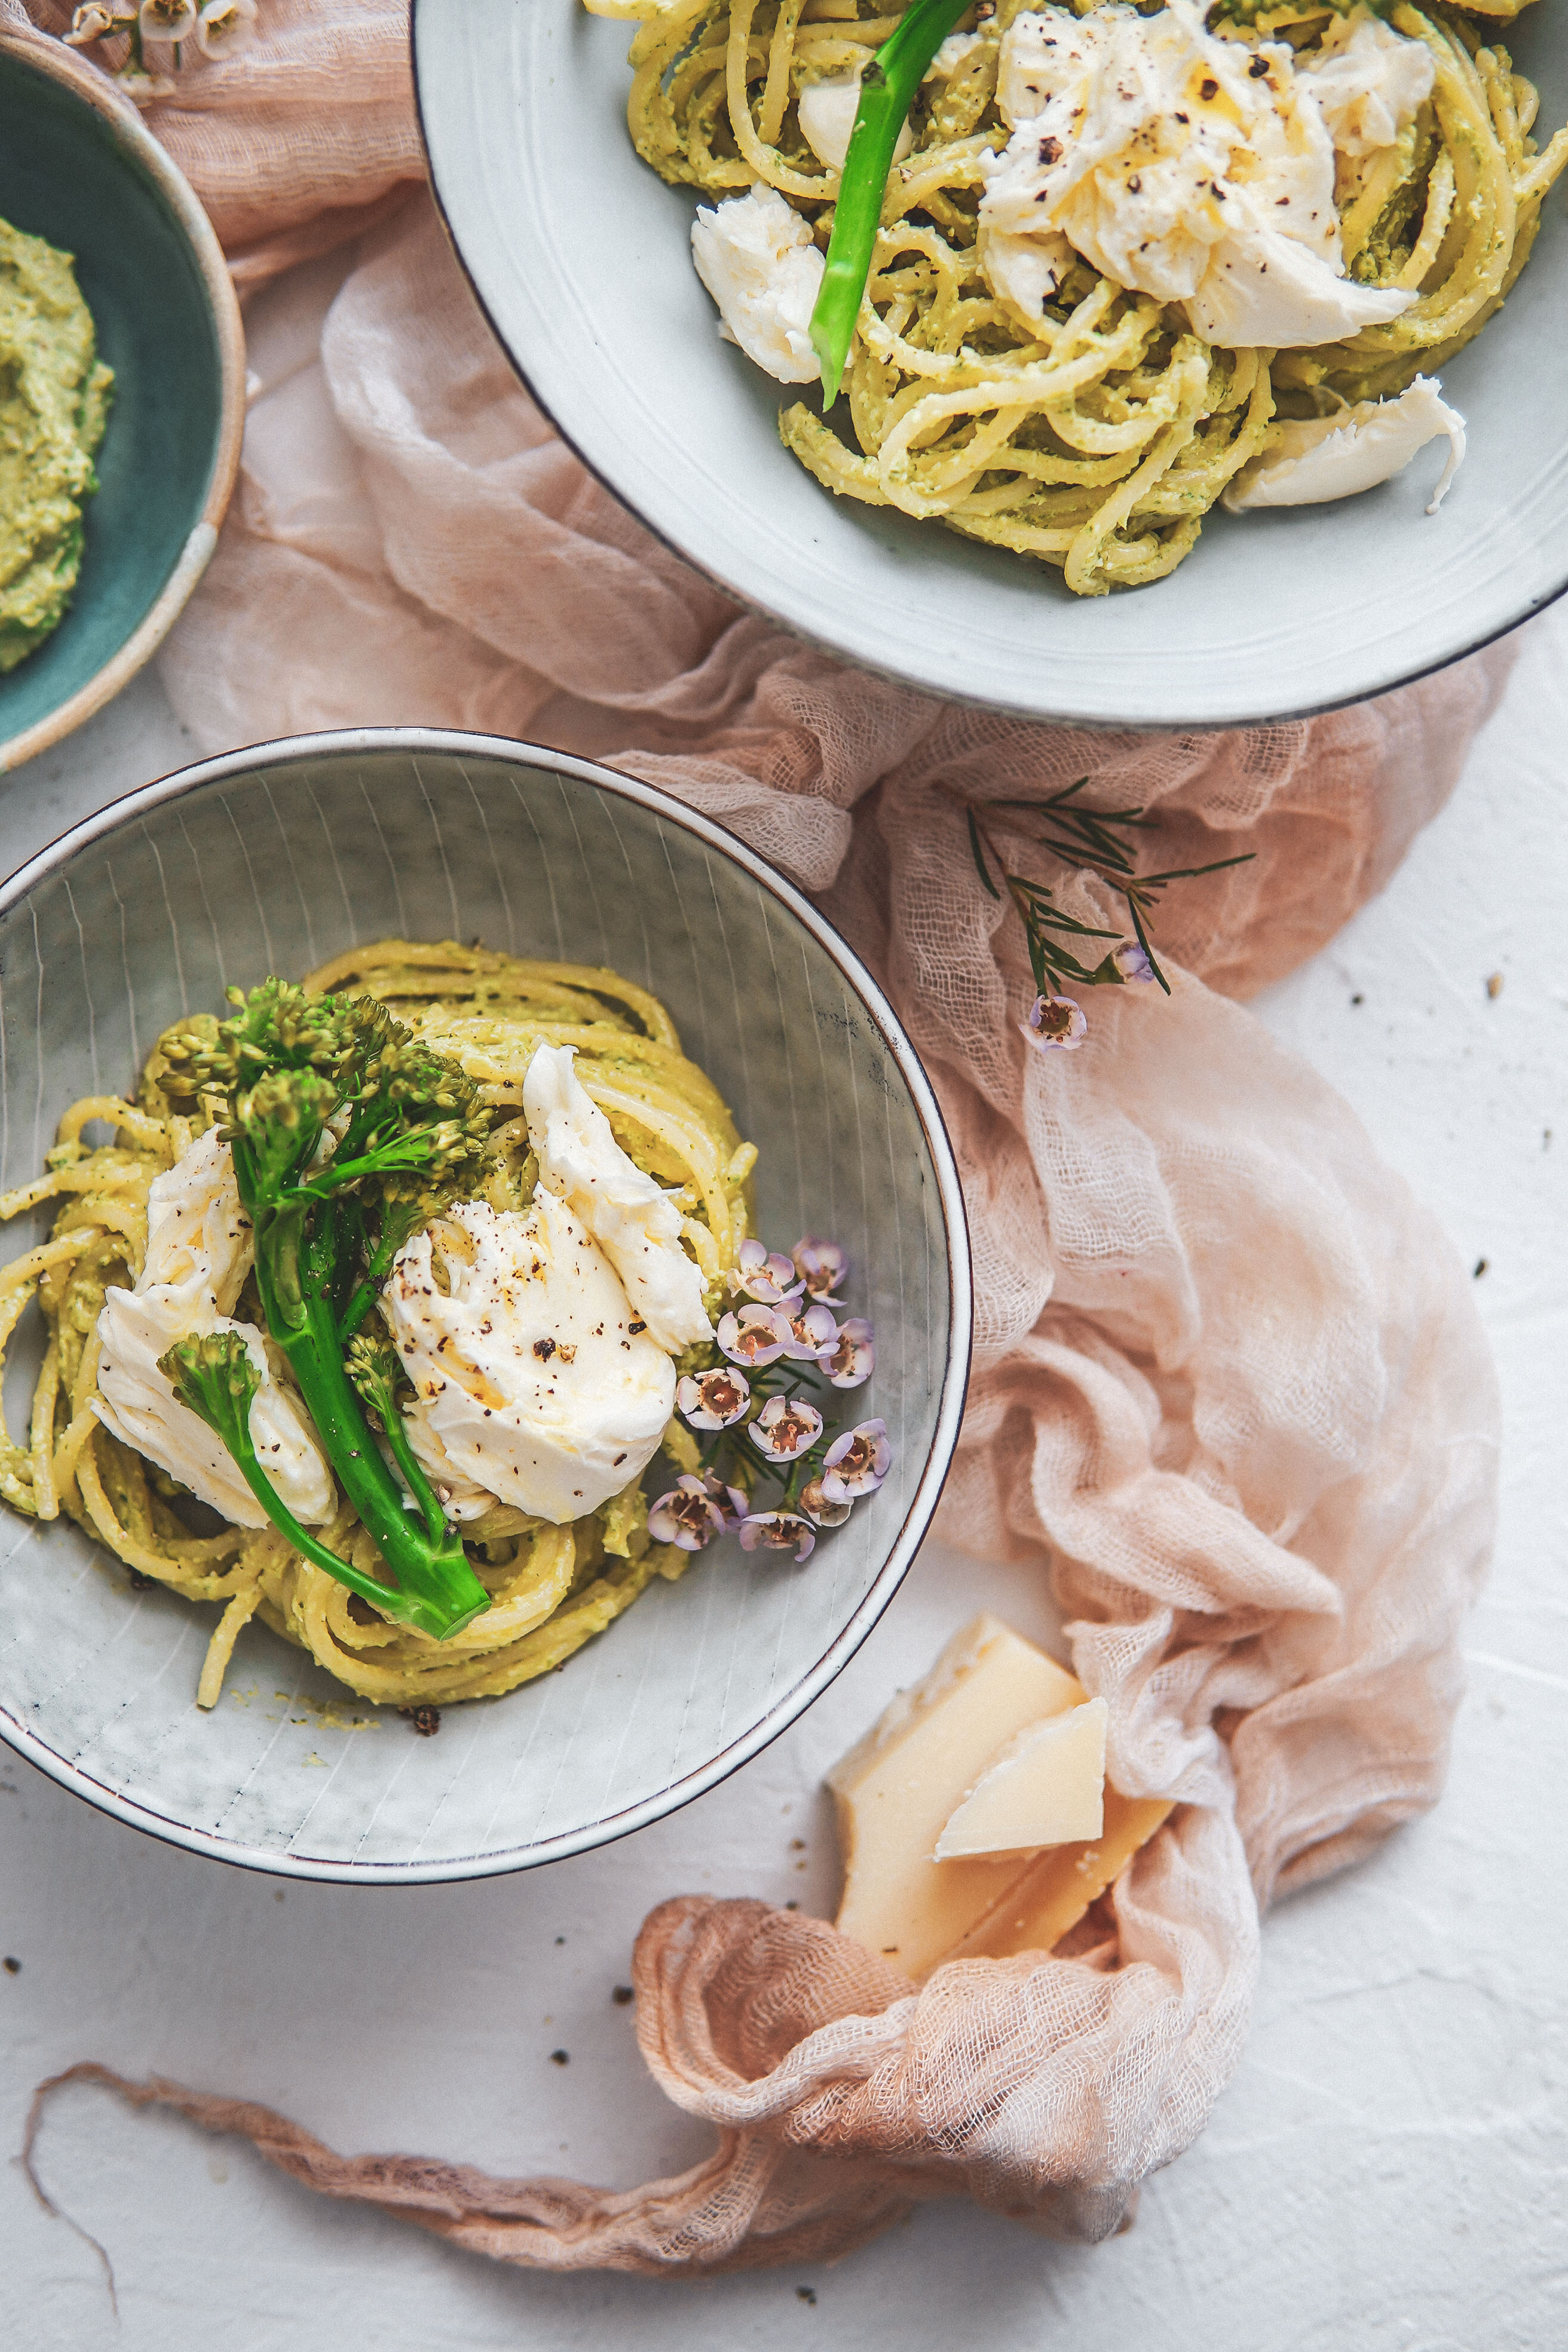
0 218 112 675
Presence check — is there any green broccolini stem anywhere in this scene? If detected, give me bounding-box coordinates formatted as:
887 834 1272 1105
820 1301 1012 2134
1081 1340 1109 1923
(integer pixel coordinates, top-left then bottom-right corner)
808 0 973 402
158 1331 442 1633
345 1329 448 1545
158 982 495 1640
250 1199 489 1639
335 1199 430 1346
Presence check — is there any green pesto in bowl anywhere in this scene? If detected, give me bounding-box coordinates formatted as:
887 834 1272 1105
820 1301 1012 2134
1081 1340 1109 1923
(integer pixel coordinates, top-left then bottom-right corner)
0 36 241 769
0 216 112 674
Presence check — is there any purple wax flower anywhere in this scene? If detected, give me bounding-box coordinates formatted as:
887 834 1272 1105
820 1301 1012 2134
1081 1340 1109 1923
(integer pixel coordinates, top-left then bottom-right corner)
820 1418 891 1504
738 1511 816 1563
698 1471 750 1532
1113 941 1156 984
676 1365 751 1429
647 1475 727 1553
733 1238 804 1306
800 1475 852 1529
1019 993 1088 1054
823 1317 874 1389
749 1393 824 1463
792 1237 847 1303
780 1299 840 1363
716 1303 792 1368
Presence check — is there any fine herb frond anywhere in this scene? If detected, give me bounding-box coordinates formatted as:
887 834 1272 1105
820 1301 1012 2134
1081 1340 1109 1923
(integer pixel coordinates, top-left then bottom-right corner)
953 780 1254 1003
966 806 1002 901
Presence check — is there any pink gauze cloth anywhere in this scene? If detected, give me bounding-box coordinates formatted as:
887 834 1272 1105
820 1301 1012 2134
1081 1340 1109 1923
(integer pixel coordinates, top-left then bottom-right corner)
13 0 1508 2276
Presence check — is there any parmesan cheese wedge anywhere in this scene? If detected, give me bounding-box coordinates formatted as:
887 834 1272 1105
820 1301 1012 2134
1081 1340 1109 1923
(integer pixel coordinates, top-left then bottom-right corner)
826 1613 1085 1979
933 1697 1108 1860
942 1794 1177 1965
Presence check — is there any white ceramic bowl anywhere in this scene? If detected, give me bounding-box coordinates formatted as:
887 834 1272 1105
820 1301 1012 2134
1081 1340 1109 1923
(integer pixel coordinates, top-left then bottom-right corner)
0 733 970 1883
413 0 1567 730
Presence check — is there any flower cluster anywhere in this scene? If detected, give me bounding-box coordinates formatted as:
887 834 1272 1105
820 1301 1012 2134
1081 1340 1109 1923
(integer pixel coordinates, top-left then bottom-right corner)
62 0 259 103
648 1233 890 1567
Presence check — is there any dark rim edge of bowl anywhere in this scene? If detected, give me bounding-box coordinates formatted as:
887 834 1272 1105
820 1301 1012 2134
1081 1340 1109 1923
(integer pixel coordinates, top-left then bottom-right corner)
0 725 975 1885
408 1 1564 735
0 29 246 777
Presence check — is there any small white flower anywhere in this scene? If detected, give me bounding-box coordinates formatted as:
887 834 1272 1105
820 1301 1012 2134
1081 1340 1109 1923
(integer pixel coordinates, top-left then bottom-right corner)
64 4 129 45
733 1238 803 1306
697 1471 749 1532
822 1317 874 1389
1019 994 1088 1054
676 1365 751 1430
139 0 197 48
647 1475 725 1554
792 1236 847 1303
800 1475 851 1529
749 1392 823 1464
780 1299 838 1364
716 1303 792 1368
1113 942 1156 985
196 0 258 60
738 1511 816 1562
820 1418 891 1503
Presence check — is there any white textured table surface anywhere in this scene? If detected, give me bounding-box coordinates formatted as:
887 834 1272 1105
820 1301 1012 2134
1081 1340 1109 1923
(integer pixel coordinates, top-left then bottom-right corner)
2 624 1564 2352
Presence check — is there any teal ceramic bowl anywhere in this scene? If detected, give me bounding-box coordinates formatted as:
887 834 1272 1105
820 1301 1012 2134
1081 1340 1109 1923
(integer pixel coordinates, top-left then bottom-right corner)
0 32 243 774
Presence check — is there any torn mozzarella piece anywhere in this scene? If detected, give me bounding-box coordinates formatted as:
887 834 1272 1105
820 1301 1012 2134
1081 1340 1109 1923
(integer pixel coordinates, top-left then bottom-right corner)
1298 13 1436 158
522 1043 711 1353
979 1 1419 349
798 28 981 174
138 1123 252 1305
929 29 984 79
798 64 913 174
1185 232 1414 351
384 1195 675 1527
690 184 824 384
94 1128 334 1528
1223 376 1465 514
976 223 1074 330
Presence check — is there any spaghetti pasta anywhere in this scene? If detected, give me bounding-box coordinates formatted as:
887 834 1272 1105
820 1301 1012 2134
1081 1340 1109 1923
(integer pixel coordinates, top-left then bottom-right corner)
590 0 1567 592
0 942 762 1712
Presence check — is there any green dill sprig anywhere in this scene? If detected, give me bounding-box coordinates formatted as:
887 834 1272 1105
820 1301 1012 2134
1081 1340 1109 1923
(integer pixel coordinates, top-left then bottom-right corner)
954 780 1254 1002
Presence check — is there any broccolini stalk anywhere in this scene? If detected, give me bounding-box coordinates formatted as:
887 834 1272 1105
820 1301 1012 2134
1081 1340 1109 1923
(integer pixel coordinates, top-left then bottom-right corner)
346 1327 448 1545
808 0 973 402
158 981 493 1642
159 1333 473 1640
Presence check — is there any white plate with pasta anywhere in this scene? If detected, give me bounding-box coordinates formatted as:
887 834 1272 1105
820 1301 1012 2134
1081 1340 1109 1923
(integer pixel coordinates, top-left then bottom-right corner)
414 0 1568 727
0 733 969 1882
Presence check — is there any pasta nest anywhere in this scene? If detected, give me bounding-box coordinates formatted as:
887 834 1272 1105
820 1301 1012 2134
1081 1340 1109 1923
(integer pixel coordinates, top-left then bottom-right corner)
608 0 1567 593
0 942 756 1711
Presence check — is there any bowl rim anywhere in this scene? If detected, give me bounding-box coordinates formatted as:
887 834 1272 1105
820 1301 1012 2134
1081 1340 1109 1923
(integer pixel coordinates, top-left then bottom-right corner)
410 0 1566 735
0 725 975 1884
0 29 245 778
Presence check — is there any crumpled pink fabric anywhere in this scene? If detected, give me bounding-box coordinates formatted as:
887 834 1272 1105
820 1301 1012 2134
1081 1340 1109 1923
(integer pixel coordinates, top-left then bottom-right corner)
14 1 1507 2274
7 0 422 284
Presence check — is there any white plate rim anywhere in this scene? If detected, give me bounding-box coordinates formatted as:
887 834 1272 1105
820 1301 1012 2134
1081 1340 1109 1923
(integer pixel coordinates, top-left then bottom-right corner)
0 727 973 1885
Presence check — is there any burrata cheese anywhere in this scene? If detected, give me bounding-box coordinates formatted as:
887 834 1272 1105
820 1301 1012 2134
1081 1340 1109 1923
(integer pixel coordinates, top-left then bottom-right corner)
979 1 1430 347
